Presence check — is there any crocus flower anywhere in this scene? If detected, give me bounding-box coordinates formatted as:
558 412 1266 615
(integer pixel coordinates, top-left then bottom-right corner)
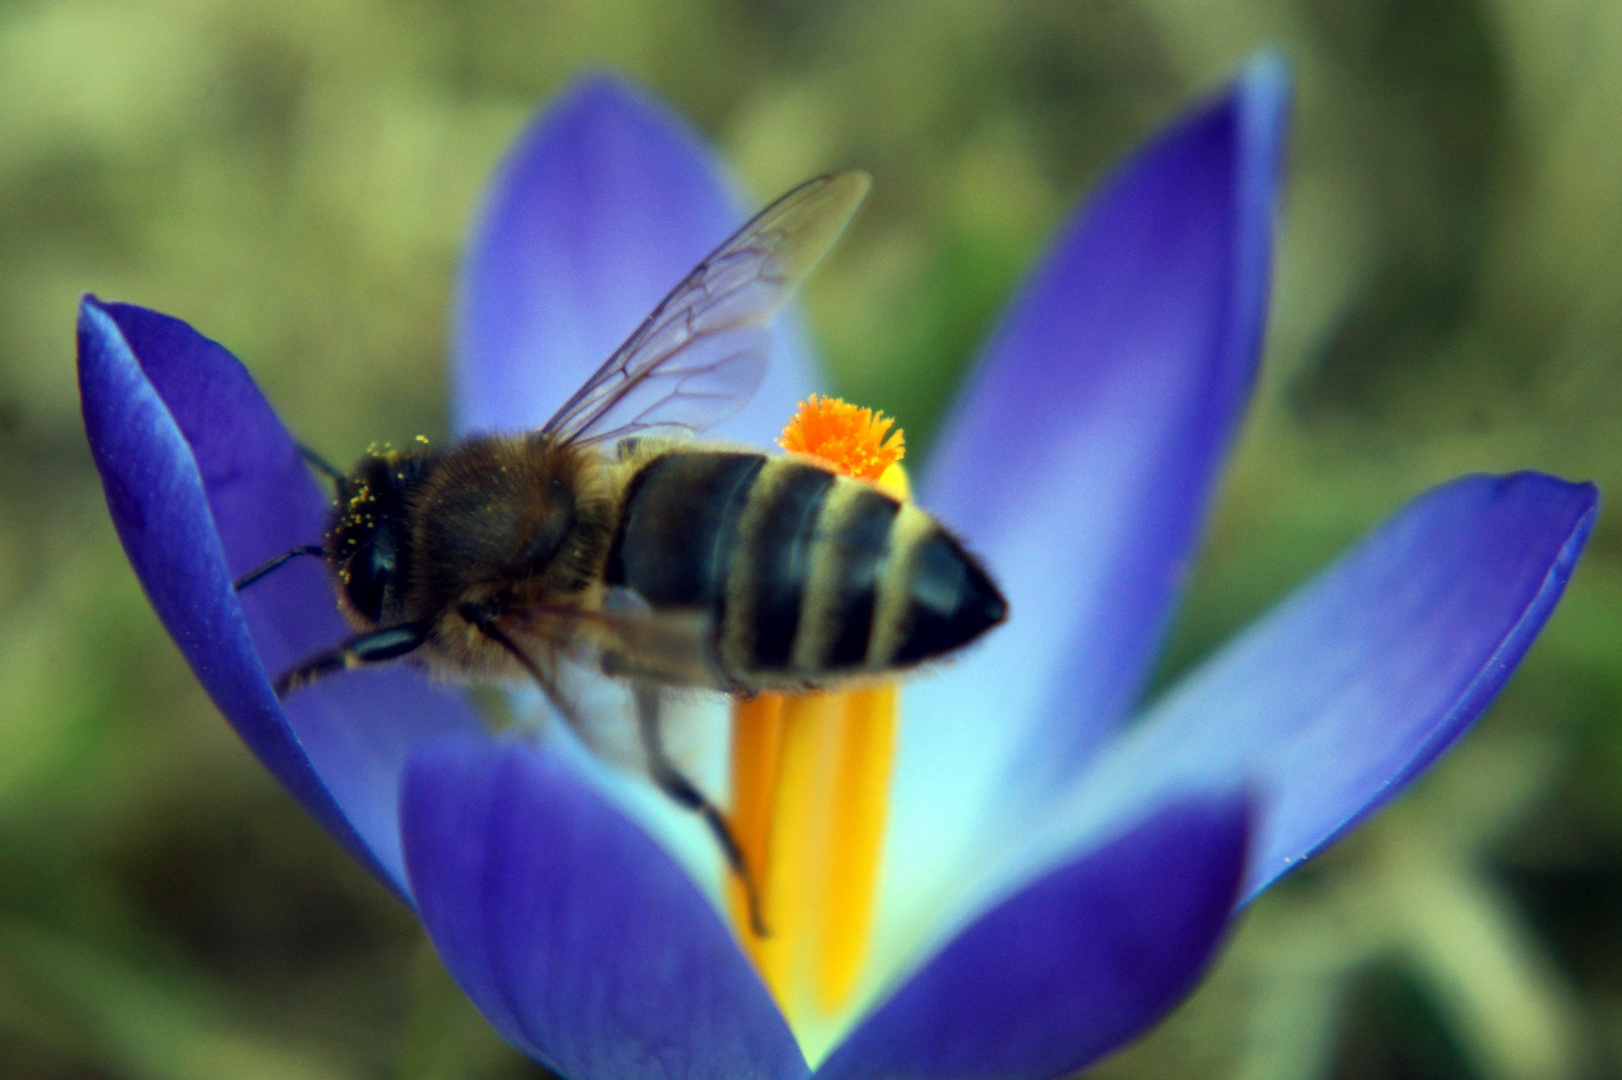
77 52 1597 1080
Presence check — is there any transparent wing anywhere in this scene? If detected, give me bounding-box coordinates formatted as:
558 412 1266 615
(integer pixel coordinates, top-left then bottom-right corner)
541 171 870 447
535 648 645 770
505 589 723 690
498 591 726 766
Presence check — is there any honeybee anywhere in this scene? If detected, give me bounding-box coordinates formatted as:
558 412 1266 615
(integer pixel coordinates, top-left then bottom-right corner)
237 172 1006 929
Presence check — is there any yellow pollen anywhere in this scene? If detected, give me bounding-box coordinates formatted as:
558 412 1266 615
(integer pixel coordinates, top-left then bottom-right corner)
778 395 904 482
726 398 906 1047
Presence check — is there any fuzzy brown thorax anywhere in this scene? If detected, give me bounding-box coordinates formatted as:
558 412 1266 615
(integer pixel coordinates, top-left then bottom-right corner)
325 435 617 658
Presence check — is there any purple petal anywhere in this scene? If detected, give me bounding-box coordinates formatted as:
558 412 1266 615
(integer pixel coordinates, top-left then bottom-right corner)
453 74 818 446
819 795 1248 1080
401 736 807 1080
78 298 482 893
907 52 1289 785
1065 472 1596 901
881 53 1288 945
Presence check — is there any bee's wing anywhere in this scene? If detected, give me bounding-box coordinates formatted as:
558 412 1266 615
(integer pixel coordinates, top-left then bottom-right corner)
501 591 725 766
540 171 870 447
507 589 724 689
533 647 645 769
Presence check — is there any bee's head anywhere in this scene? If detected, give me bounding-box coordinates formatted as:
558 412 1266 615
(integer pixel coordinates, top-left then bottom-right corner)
326 448 434 625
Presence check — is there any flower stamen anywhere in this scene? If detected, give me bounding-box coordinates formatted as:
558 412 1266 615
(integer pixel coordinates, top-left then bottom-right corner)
727 396 908 1036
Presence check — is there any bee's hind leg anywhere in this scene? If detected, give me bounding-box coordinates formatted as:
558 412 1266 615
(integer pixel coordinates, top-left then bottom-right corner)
274 621 432 697
458 605 771 937
635 685 771 939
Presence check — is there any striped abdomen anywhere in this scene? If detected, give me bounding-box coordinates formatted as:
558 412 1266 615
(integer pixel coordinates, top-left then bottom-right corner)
606 450 1006 692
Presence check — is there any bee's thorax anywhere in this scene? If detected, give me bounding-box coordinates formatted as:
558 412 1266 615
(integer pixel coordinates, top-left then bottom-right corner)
325 435 616 649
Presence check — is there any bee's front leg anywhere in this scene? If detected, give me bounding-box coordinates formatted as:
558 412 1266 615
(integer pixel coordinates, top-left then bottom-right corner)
274 621 432 697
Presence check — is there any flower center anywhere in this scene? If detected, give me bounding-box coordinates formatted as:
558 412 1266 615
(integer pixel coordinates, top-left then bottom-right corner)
726 396 908 1034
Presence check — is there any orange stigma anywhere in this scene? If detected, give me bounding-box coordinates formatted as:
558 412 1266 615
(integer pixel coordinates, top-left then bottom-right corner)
778 395 904 483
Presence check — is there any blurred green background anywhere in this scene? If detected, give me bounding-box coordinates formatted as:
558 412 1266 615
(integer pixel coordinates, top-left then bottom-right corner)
1 0 1621 1077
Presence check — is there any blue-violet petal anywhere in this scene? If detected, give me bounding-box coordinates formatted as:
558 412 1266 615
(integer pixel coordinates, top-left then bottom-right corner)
402 736 808 1080
78 297 483 893
1068 472 1597 900
452 73 818 444
884 52 1289 942
819 794 1248 1080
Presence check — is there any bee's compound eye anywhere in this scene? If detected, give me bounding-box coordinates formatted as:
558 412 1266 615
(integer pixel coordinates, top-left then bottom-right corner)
333 453 427 624
344 530 396 624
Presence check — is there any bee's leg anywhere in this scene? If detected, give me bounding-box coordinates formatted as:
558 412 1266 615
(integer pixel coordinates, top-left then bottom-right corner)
460 602 550 685
274 621 431 697
457 604 599 738
456 606 771 934
233 544 325 591
634 685 770 939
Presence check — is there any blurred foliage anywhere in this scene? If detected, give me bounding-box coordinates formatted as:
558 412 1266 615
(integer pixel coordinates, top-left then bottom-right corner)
2 0 1622 1077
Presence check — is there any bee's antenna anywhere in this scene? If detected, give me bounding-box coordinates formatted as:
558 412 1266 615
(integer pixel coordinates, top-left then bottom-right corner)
297 443 346 493
234 544 326 591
